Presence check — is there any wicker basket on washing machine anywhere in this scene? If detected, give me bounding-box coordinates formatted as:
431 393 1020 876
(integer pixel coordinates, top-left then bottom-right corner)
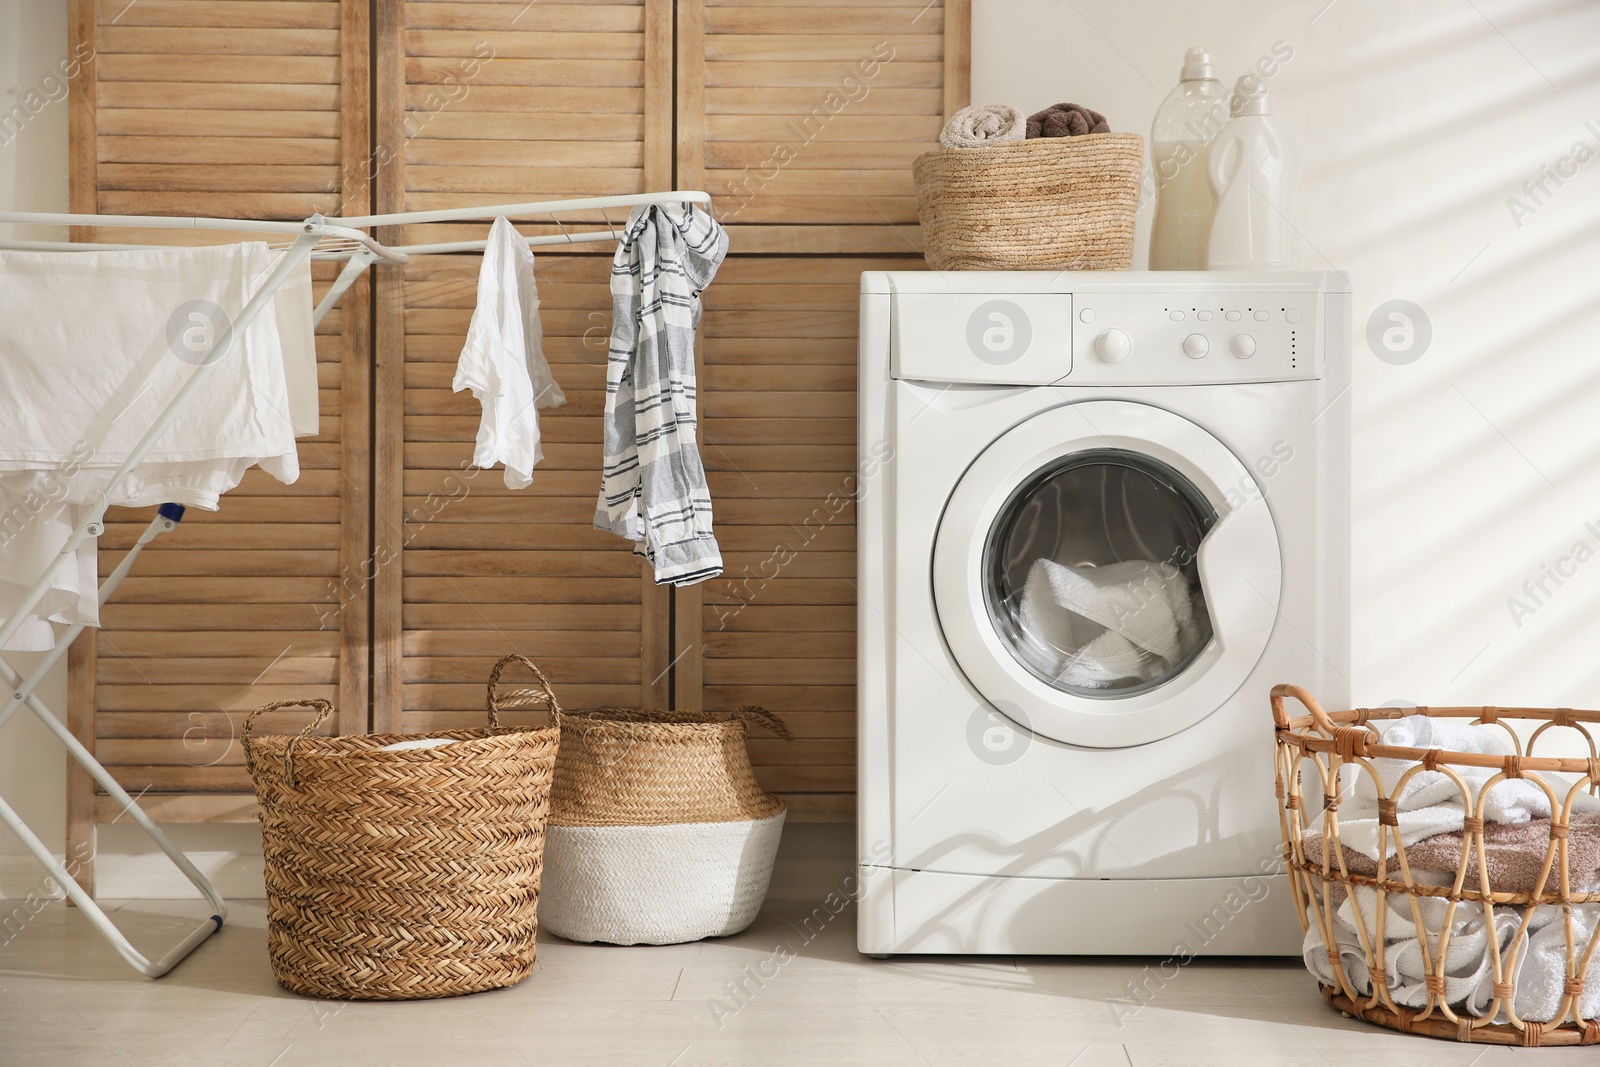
530 669 794 946
912 134 1144 271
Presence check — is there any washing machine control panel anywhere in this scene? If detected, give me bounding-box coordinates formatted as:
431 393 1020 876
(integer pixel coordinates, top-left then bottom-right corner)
1067 292 1320 385
889 287 1322 386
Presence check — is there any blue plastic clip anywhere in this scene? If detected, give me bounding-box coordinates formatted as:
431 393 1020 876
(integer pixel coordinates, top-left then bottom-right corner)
157 502 187 524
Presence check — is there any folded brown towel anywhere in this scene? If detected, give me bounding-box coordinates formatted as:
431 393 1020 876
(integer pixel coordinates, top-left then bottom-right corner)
1300 813 1600 895
1026 102 1110 139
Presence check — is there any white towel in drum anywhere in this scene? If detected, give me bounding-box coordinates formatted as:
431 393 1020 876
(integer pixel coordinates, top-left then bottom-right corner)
0 242 312 648
1016 558 1198 688
454 217 565 490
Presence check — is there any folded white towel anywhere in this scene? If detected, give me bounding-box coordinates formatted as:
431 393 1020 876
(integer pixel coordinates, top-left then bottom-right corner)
1016 558 1197 688
1305 885 1520 1017
1334 714 1600 860
940 104 1026 149
1359 715 1550 821
454 217 565 490
1331 802 1468 864
0 242 308 649
1516 905 1600 1022
1304 891 1600 1023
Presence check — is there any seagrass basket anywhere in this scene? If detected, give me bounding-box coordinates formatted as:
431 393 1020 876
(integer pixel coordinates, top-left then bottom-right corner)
1272 684 1600 1046
539 698 794 945
242 654 561 1000
912 133 1143 271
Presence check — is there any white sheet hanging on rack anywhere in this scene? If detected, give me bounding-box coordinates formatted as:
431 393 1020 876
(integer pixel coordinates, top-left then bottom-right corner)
453 217 565 489
0 242 315 649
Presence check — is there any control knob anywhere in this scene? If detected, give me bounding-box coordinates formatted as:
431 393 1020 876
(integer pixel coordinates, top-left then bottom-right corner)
1093 328 1130 364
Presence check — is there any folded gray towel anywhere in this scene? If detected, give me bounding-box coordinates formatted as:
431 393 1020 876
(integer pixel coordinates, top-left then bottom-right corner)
939 104 1026 149
1026 102 1110 139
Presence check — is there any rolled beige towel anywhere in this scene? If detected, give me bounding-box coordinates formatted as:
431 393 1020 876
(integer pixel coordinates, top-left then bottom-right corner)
939 104 1026 149
1026 102 1110 139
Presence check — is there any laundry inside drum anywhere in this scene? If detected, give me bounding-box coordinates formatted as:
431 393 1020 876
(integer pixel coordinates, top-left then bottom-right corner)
983 449 1218 697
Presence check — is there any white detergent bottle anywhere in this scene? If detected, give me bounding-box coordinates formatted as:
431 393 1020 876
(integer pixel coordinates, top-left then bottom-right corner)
1148 47 1229 270
1206 76 1299 271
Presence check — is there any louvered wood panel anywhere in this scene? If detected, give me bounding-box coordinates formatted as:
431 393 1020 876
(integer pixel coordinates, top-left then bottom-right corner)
80 257 368 801
681 256 923 821
374 252 669 731
65 0 371 887
377 0 671 246
679 0 965 228
672 0 964 820
86 0 357 222
372 1 673 729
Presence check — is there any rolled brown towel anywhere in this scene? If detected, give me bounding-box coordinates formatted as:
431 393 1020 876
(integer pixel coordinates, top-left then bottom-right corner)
1026 102 1110 139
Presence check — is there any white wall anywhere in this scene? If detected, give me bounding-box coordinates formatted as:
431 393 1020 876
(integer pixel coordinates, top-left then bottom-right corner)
4 0 1600 894
975 0 1600 708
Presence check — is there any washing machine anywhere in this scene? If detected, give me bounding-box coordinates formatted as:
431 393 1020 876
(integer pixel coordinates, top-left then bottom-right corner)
856 271 1350 956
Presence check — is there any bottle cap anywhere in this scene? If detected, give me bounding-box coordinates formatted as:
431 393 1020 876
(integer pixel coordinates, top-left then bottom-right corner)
1230 74 1272 116
1180 47 1216 81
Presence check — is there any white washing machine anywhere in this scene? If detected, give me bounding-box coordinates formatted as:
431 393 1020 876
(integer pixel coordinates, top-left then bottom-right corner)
857 271 1351 956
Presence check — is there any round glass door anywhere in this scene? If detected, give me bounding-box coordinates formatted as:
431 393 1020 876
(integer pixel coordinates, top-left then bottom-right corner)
932 400 1283 749
985 450 1217 698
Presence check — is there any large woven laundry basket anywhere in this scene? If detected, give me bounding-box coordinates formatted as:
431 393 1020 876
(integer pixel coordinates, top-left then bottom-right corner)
538 692 794 946
242 654 561 1000
1272 684 1600 1046
912 133 1143 271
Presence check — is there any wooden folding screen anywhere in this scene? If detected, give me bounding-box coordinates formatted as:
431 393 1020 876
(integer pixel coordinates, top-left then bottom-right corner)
369 0 675 735
674 0 965 818
64 0 968 879
64 0 372 885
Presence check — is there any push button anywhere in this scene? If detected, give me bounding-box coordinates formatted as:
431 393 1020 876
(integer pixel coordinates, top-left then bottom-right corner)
1197 310 1214 321
1182 333 1209 359
1231 334 1257 359
1286 308 1302 323
1079 308 1096 323
1169 310 1185 321
1225 310 1242 322
1253 310 1270 322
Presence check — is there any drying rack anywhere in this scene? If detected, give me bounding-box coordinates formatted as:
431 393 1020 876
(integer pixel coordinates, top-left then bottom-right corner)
0 190 712 976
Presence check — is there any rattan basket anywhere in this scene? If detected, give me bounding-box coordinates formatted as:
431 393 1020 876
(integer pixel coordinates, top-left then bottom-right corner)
538 698 794 945
912 133 1143 271
242 654 561 1000
1272 684 1600 1046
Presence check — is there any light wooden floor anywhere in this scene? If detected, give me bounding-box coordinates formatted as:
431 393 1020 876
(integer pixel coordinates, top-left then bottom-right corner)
4 886 1593 1067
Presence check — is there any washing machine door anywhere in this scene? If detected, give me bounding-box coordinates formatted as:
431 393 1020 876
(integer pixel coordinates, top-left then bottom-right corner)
932 400 1282 748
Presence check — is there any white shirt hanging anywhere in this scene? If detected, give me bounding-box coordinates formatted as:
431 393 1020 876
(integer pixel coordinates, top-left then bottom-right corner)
453 217 565 490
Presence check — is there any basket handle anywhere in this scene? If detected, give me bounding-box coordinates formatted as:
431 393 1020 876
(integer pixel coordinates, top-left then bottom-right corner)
242 699 335 789
1271 684 1338 737
731 705 793 741
487 654 563 729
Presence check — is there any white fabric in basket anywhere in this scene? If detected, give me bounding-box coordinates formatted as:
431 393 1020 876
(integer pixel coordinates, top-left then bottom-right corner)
376 738 460 752
540 811 785 945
